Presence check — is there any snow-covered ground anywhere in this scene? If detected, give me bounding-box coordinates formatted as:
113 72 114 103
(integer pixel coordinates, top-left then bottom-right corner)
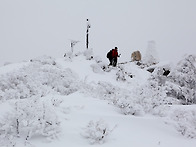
0 51 196 147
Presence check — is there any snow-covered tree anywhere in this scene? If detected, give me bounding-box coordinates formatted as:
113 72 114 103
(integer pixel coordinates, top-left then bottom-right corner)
166 55 196 104
0 98 61 146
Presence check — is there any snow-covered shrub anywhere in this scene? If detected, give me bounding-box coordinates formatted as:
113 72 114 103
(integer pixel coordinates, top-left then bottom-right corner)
30 55 56 65
117 98 144 116
85 80 167 116
0 59 79 101
169 107 196 138
145 55 196 105
51 96 63 107
149 66 170 86
166 55 196 104
82 119 115 144
85 79 129 109
144 56 196 105
165 82 187 104
0 98 61 146
116 69 126 81
138 81 166 108
130 79 180 115
84 70 178 116
88 81 122 102
84 81 145 115
0 72 44 100
116 66 133 82
114 80 177 116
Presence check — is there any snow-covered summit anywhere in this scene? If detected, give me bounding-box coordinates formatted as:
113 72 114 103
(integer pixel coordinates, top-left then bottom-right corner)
0 51 196 147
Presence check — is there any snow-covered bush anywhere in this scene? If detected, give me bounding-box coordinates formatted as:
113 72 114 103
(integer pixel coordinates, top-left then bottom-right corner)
85 80 174 116
30 55 56 65
51 96 64 107
133 82 166 113
117 97 144 116
145 54 196 105
166 55 196 104
0 98 61 146
115 84 176 117
169 107 196 138
82 119 115 144
116 66 133 82
120 79 179 116
149 66 170 86
82 81 144 116
116 69 127 81
0 57 79 101
87 81 123 102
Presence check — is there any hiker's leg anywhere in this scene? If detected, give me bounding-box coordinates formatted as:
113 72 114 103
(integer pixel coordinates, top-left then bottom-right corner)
113 58 117 67
112 58 115 66
109 58 112 65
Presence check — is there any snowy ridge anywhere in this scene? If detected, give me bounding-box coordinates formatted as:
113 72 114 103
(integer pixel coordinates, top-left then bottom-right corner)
0 51 196 147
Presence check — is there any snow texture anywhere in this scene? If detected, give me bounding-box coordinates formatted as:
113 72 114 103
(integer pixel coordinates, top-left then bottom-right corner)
0 51 196 147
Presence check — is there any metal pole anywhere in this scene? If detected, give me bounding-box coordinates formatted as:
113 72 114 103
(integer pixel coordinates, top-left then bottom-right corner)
86 19 90 49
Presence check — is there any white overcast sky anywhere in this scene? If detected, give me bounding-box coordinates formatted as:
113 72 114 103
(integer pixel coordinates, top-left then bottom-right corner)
0 0 196 65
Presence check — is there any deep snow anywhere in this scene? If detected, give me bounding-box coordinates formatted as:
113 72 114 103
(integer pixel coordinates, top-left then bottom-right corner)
0 51 196 147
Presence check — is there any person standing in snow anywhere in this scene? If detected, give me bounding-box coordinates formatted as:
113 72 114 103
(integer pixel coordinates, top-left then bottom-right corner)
107 47 119 67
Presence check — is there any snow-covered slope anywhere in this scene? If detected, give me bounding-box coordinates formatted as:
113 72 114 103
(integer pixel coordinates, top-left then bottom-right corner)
0 52 196 147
